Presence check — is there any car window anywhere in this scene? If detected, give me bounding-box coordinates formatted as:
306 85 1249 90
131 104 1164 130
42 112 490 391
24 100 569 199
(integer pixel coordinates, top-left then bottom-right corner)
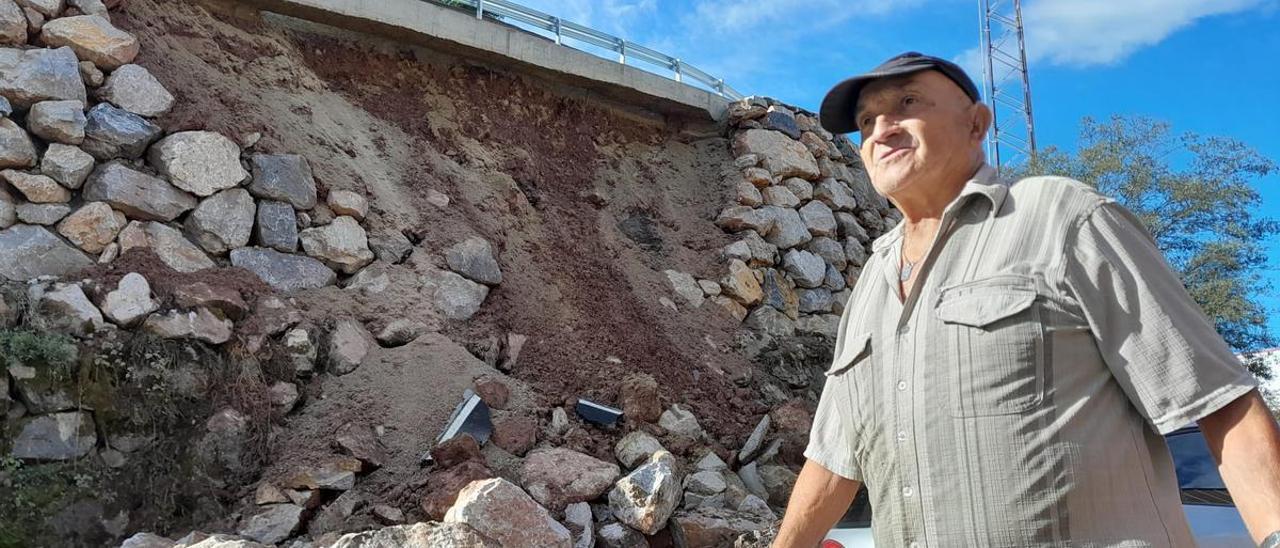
837 487 873 527
1166 429 1226 490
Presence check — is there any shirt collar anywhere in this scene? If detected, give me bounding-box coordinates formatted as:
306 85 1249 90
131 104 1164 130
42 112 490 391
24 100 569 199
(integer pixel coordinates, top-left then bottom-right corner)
870 163 1007 254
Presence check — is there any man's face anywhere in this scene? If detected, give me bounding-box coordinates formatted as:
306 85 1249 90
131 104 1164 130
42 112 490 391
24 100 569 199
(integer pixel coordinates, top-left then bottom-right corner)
854 70 981 198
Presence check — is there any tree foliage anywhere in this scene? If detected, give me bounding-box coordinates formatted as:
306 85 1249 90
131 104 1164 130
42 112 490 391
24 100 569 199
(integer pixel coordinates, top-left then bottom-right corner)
1008 115 1278 376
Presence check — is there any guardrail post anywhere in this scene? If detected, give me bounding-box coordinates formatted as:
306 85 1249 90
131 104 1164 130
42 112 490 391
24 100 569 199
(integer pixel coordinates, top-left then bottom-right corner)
618 39 626 64
716 79 724 96
552 17 562 45
673 59 682 83
476 0 484 19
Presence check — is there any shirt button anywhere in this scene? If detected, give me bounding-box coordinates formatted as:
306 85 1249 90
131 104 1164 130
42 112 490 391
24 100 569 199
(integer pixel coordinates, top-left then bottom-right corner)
897 431 908 442
902 486 914 497
897 380 907 391
899 324 911 334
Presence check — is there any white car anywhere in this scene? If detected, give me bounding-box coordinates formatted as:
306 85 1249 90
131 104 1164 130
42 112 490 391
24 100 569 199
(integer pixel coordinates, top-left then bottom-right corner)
822 426 1252 547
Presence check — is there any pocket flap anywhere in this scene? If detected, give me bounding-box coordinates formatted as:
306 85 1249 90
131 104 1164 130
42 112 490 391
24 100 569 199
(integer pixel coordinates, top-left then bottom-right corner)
825 331 871 376
935 287 1035 328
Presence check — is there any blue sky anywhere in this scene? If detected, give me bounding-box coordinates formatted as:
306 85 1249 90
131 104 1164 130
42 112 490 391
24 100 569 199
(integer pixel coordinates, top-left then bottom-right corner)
513 0 1280 347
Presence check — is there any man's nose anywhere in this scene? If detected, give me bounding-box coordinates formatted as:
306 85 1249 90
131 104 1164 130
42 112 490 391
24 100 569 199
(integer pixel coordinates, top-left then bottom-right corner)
866 115 904 148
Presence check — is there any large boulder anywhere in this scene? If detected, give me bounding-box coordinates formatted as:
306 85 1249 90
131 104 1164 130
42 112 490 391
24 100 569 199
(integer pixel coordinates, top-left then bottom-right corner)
519 448 621 513
56 201 125 254
814 178 858 212
0 117 35 168
148 131 249 197
95 63 173 117
248 153 317 210
759 206 812 249
732 129 819 179
420 267 489 321
142 307 233 345
2 169 69 203
82 161 196 221
118 221 214 273
782 249 826 289
27 99 85 144
0 46 86 109
0 224 92 280
798 200 838 238
719 259 762 307
444 236 502 285
40 143 94 189
663 269 704 308
326 319 370 376
229 247 335 292
8 362 76 414
328 522 499 548
0 1 25 45
10 411 96 461
253 199 297 253
15 203 71 225
81 102 161 160
670 507 774 548
101 272 157 326
184 188 254 255
443 477 572 548
326 190 367 220
596 522 647 548
618 372 662 423
608 450 682 535
28 282 102 337
39 15 139 70
760 268 799 320
299 216 374 274
615 431 665 470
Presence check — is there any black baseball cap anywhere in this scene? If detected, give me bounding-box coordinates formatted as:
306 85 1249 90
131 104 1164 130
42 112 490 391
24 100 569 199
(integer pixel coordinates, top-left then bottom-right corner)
819 51 981 134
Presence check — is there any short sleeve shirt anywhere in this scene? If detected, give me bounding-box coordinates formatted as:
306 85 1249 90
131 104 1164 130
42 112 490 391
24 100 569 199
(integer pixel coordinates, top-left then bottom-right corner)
804 164 1257 547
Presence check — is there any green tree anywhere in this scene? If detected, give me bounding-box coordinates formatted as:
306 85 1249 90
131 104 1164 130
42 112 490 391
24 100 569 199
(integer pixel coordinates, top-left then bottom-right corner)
1009 115 1278 377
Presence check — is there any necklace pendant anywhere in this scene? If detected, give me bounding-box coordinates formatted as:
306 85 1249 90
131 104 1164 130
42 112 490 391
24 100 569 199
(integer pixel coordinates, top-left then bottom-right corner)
900 262 913 282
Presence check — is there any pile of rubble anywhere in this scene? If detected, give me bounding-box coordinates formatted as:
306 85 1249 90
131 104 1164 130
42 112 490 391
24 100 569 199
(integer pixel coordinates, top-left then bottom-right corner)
0 0 501 321
121 381 809 547
664 96 897 344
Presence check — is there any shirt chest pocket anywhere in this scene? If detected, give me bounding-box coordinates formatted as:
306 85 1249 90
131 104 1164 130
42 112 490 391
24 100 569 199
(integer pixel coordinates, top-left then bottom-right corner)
825 331 879 436
934 274 1045 417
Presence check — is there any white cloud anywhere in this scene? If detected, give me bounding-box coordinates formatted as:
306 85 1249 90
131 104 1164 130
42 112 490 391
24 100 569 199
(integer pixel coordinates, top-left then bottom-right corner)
971 0 1269 68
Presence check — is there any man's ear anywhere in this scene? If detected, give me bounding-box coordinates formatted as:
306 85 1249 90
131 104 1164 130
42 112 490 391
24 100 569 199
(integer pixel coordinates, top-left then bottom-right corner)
969 102 993 142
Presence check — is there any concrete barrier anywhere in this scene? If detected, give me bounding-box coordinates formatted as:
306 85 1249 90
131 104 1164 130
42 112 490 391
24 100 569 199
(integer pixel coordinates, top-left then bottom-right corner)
230 0 730 121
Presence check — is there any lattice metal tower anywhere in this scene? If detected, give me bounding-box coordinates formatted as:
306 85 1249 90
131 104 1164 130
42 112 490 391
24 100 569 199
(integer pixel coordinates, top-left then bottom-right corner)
979 0 1037 170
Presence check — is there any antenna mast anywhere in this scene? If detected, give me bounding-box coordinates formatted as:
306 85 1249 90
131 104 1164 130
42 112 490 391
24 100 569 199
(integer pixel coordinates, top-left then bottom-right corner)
980 0 1037 170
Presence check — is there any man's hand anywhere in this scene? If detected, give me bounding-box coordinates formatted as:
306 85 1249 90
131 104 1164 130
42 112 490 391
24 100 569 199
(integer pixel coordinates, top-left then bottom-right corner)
1198 389 1280 544
772 458 861 548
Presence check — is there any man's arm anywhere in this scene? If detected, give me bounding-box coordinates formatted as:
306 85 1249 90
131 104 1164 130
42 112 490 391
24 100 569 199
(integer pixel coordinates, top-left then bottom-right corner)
772 458 861 548
1198 389 1280 544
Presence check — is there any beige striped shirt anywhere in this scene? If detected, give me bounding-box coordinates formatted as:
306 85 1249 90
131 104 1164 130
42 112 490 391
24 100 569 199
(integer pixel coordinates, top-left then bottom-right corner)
806 163 1257 546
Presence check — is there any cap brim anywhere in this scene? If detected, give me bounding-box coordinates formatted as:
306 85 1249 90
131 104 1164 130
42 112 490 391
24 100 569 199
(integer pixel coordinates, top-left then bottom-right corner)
819 64 934 135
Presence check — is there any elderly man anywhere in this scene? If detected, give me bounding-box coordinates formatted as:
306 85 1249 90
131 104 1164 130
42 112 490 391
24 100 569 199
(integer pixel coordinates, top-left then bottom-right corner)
773 52 1280 547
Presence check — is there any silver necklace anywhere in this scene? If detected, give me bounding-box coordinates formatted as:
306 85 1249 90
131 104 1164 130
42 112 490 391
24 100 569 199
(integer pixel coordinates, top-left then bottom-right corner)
900 241 918 282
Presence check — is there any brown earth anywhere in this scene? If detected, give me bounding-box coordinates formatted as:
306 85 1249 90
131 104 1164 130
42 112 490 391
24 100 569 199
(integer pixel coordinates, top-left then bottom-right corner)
107 0 770 532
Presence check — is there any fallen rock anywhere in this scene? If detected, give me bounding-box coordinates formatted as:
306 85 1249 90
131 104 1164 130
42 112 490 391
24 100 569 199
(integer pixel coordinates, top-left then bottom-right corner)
420 268 489 321
798 200 838 238
732 129 819 179
82 161 195 221
421 460 492 520
719 259 762 307
491 415 537 456
77 59 102 87
2 169 68 203
248 153 317 210
329 522 498 548
735 180 762 207
80 102 160 160
760 268 799 320
519 447 621 513
326 189 367 220
39 143 94 189
798 288 834 314
267 381 298 412
0 46 85 109
738 416 771 464
368 228 412 264
30 281 102 336
663 269 704 308
95 63 173 117
0 117 33 168
609 450 681 535
618 372 661 423
15 0 61 19
659 404 704 438
445 236 502 286
370 504 405 526
714 206 774 234
184 188 254 255
172 282 248 320
299 216 374 274
8 362 76 414
0 224 91 280
117 532 175 548
670 507 773 548
118 221 213 273
229 247 335 292
15 202 70 225
333 422 386 471
282 327 316 377
711 295 747 322
283 458 360 491
27 99 85 144
101 271 156 326
39 14 138 70
56 201 125 253
374 318 427 347
806 236 847 271
782 249 826 289
142 308 232 345
307 490 363 535
473 375 509 409
444 477 572 548
740 166 772 188
253 199 297 253
67 0 107 16
237 504 303 545
149 131 248 197
10 411 96 460
615 430 665 469
760 186 799 208
757 464 798 506
596 522 647 548
326 319 370 375
343 262 389 294
744 306 796 339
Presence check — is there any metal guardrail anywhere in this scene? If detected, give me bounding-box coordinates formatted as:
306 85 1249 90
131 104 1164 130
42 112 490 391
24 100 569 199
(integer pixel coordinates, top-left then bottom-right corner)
429 0 744 100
